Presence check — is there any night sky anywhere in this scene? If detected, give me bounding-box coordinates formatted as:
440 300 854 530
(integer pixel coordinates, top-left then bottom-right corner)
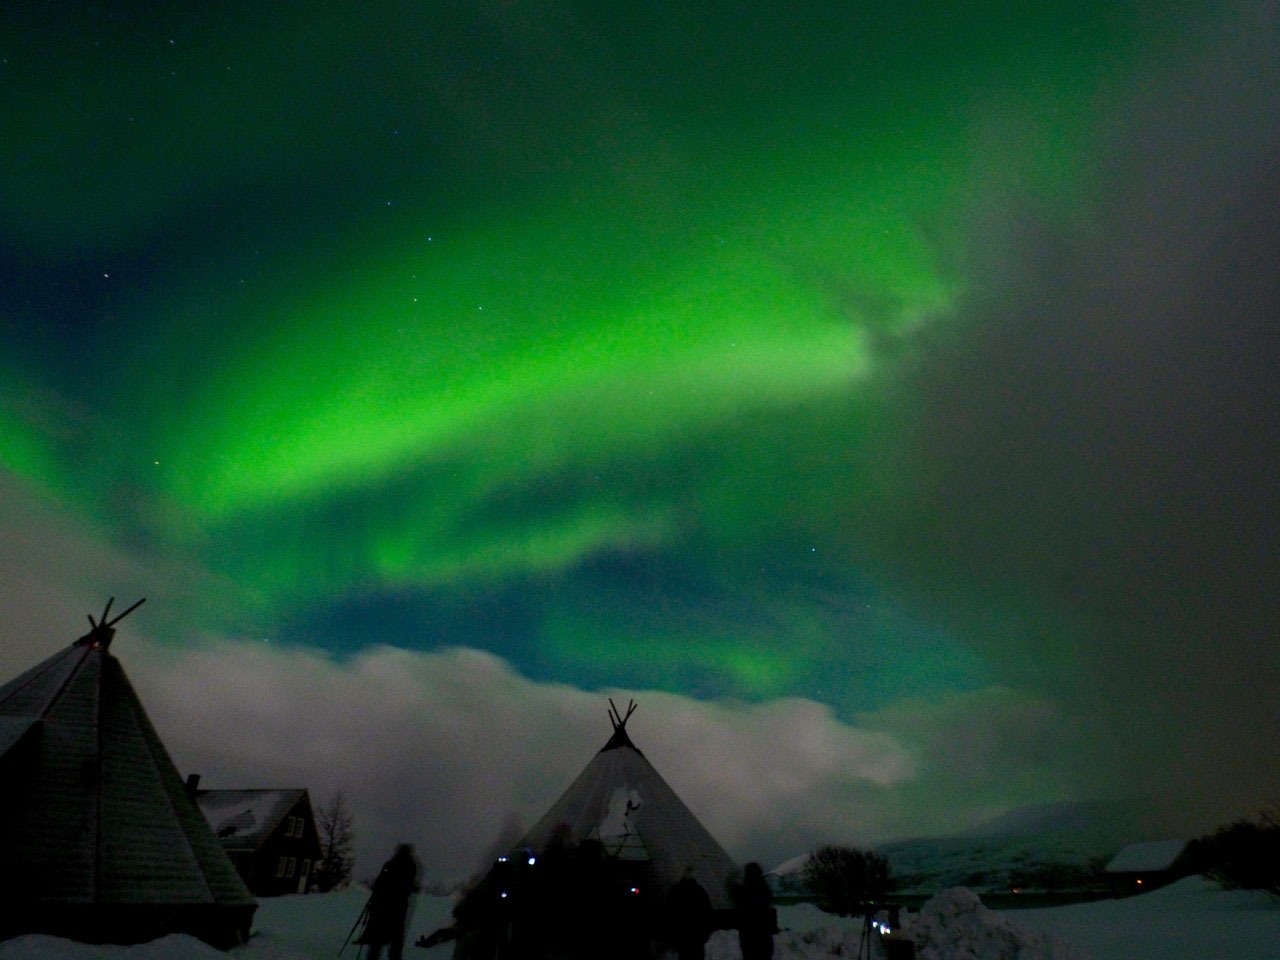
3 0 1277 879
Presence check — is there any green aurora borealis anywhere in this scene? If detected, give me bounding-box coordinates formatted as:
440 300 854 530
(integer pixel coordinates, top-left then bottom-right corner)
4 0 1279 832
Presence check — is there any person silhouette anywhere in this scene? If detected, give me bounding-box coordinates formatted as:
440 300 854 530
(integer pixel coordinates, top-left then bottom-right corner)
666 867 713 960
360 844 420 960
734 862 776 960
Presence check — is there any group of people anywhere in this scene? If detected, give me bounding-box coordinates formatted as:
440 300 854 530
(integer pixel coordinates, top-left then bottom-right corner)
353 842 777 960
667 861 776 960
459 836 653 959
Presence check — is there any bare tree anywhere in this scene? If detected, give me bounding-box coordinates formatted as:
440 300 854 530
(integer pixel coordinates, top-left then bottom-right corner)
315 791 356 892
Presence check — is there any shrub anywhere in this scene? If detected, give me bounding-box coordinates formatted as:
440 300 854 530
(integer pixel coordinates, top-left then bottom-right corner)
1187 807 1280 894
802 844 893 915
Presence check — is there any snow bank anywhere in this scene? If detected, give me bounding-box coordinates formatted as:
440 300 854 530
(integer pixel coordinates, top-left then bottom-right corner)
705 902 868 960
903 888 1087 960
0 934 224 960
767 902 873 960
709 892 1085 960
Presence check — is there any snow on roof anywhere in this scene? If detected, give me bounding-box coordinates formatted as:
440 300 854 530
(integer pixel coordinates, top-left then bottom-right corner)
1105 839 1187 873
196 789 308 850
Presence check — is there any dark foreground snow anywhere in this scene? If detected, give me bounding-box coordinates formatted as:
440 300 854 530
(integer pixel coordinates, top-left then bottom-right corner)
0 878 1275 960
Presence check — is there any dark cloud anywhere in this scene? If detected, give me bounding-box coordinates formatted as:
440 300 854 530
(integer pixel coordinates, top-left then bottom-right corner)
0 475 154 670
877 0 1280 818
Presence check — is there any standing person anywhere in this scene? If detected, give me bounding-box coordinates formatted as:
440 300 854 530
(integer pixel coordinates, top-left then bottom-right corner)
734 862 776 960
562 839 610 960
360 844 421 960
665 868 713 960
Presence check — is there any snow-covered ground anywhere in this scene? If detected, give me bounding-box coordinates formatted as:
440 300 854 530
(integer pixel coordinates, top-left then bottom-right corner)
1 878 1275 960
1008 877 1279 960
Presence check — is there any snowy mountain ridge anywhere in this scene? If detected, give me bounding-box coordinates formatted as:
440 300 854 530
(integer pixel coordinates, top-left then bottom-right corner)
774 798 1182 895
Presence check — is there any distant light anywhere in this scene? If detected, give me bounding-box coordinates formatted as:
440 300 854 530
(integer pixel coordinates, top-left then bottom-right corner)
497 856 508 863
500 891 508 898
527 856 537 866
1136 878 1143 885
629 887 640 895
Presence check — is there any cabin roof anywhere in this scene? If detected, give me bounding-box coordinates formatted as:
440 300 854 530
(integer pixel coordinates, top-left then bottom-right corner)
1106 839 1188 873
196 788 312 850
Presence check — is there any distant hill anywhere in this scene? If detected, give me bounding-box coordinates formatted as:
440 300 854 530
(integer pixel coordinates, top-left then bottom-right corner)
957 798 1168 844
885 798 1186 895
773 799 1185 898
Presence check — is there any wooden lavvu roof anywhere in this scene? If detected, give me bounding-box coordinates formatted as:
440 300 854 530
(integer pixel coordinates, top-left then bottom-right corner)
0 600 256 947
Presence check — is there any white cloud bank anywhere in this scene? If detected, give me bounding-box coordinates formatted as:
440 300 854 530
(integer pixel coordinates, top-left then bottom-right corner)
126 636 920 881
